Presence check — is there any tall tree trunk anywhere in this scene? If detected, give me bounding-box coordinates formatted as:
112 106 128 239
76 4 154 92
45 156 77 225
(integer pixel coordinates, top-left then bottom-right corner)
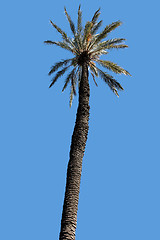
59 61 90 240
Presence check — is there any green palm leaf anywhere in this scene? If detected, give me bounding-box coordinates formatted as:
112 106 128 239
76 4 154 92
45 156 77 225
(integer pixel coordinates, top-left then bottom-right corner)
97 60 131 76
107 44 128 49
95 66 124 96
96 38 125 48
64 7 76 36
62 67 76 92
91 8 101 25
83 21 93 48
49 65 70 88
89 38 124 53
48 58 74 76
71 68 77 96
91 49 108 57
69 86 74 107
50 20 69 42
77 66 82 87
49 20 78 50
89 62 98 76
77 5 82 35
44 40 75 53
91 21 122 48
91 20 102 35
90 72 98 86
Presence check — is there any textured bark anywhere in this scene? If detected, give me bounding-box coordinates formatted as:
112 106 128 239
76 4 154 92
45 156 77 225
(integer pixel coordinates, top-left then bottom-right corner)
59 62 90 240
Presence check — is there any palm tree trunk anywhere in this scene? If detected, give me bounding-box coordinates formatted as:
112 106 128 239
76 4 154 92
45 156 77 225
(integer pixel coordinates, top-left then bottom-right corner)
59 61 90 240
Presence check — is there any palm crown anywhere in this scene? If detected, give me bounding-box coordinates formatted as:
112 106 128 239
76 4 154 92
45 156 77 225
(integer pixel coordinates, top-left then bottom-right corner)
44 6 131 106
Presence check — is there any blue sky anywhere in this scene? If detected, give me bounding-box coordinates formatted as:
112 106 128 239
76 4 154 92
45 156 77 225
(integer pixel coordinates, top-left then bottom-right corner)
0 0 160 239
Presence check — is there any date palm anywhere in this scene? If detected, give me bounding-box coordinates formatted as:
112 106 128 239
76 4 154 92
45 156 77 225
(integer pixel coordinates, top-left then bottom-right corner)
45 5 131 240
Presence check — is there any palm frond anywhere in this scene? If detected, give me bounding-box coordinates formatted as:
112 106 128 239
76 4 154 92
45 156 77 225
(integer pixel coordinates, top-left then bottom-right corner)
50 20 81 53
105 20 122 34
91 49 108 57
48 58 74 76
96 38 125 49
44 40 55 45
87 33 100 51
96 60 131 76
106 44 128 49
62 72 72 92
64 7 76 36
49 65 70 88
112 87 119 97
83 21 93 48
77 66 82 87
77 5 82 35
92 21 122 47
62 67 76 92
71 68 77 95
91 8 101 25
91 20 102 35
89 38 126 54
50 20 69 42
63 7 82 51
69 86 74 107
90 72 98 86
89 62 98 76
44 40 75 53
72 35 82 53
94 66 124 96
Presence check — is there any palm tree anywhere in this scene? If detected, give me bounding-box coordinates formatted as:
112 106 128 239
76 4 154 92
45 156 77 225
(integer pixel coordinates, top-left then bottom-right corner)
44 5 131 240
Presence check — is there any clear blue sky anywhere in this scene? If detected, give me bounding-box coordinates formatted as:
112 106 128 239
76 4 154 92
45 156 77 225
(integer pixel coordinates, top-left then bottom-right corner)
1 0 160 239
